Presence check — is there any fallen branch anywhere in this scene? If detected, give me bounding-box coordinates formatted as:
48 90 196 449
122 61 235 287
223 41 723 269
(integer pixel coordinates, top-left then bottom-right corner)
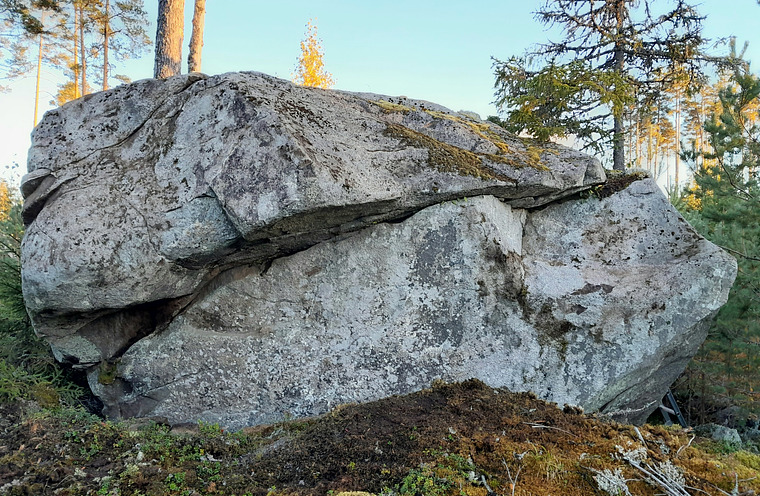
626 459 690 496
676 435 696 458
522 422 578 437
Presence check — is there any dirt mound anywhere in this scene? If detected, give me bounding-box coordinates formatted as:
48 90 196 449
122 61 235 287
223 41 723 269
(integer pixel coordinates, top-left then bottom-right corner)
1 379 759 495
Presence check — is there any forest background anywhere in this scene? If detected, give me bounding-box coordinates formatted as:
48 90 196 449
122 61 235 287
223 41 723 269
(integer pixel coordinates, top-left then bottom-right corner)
1 0 759 186
1 0 760 427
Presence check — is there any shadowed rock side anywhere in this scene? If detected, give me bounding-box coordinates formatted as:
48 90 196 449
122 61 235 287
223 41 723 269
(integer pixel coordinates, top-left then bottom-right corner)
20 72 735 427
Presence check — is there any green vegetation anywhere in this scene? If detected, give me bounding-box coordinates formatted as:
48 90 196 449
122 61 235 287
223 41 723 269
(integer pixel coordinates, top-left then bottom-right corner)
0 185 84 407
492 0 715 171
2 380 760 495
674 61 760 424
383 122 518 182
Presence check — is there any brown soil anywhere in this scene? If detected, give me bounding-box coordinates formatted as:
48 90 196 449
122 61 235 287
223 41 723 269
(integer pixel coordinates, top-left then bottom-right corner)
1 379 759 495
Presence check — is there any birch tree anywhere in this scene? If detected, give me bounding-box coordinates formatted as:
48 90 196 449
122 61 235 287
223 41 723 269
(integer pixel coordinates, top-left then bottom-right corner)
292 19 334 89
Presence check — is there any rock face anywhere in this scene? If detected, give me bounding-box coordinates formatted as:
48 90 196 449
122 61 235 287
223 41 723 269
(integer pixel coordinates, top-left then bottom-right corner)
21 72 736 428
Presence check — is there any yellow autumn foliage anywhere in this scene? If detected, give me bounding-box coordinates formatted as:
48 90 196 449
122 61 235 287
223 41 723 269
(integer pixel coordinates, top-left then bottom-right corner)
292 19 335 89
0 181 12 222
683 158 719 211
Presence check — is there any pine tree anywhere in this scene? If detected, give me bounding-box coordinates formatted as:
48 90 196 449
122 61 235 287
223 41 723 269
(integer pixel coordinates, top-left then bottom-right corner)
1 0 59 35
46 0 149 103
93 0 150 91
292 19 334 89
45 0 98 101
0 0 59 91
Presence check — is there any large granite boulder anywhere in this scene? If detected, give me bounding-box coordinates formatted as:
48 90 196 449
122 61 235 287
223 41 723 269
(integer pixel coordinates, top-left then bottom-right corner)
21 72 736 428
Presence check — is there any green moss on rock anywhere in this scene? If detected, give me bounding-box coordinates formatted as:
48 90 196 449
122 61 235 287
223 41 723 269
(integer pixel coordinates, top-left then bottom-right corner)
30 383 60 408
383 123 516 183
372 100 414 113
422 110 551 170
98 360 118 385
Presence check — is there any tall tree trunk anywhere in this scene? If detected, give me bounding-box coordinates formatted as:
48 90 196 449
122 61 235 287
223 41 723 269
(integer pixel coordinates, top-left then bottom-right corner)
647 119 653 173
187 0 205 72
612 0 626 171
79 2 87 94
102 0 109 90
627 110 633 165
655 104 663 178
73 4 79 97
674 89 681 193
33 13 44 126
635 116 642 168
154 0 185 78
699 91 706 170
613 114 625 170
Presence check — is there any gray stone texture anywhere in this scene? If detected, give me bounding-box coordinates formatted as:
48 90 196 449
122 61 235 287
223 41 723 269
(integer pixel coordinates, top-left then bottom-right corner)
21 72 736 428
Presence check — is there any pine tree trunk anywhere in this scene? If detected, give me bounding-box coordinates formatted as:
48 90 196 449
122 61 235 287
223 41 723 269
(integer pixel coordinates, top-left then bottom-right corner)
674 90 681 193
699 93 706 170
154 0 185 79
73 5 79 97
647 121 653 173
102 0 109 90
33 13 44 126
635 117 642 168
626 112 634 165
613 102 625 171
655 104 663 178
187 0 205 73
612 0 626 171
79 2 87 94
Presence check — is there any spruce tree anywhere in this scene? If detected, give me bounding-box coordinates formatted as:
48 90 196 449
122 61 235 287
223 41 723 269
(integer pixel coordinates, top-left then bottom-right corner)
493 0 712 170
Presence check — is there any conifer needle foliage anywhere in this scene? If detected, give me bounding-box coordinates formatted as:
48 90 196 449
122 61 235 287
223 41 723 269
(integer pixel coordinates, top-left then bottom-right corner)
492 0 713 171
0 183 83 405
675 61 760 423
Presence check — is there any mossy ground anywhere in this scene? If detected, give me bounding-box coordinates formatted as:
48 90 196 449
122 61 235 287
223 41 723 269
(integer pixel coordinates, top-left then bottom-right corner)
1 379 759 495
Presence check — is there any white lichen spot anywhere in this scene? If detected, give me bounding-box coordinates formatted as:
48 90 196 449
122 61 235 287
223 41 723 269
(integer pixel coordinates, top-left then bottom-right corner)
592 467 633 496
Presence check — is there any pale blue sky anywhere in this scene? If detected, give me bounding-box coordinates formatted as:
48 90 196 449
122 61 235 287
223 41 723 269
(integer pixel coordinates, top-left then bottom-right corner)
1 0 758 186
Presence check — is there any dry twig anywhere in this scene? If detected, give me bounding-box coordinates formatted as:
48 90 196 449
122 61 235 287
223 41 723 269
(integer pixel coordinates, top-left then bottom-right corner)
522 421 578 437
502 456 523 496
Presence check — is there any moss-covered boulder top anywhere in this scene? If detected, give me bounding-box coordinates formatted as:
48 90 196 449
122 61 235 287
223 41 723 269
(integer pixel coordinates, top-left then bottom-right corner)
19 72 734 429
